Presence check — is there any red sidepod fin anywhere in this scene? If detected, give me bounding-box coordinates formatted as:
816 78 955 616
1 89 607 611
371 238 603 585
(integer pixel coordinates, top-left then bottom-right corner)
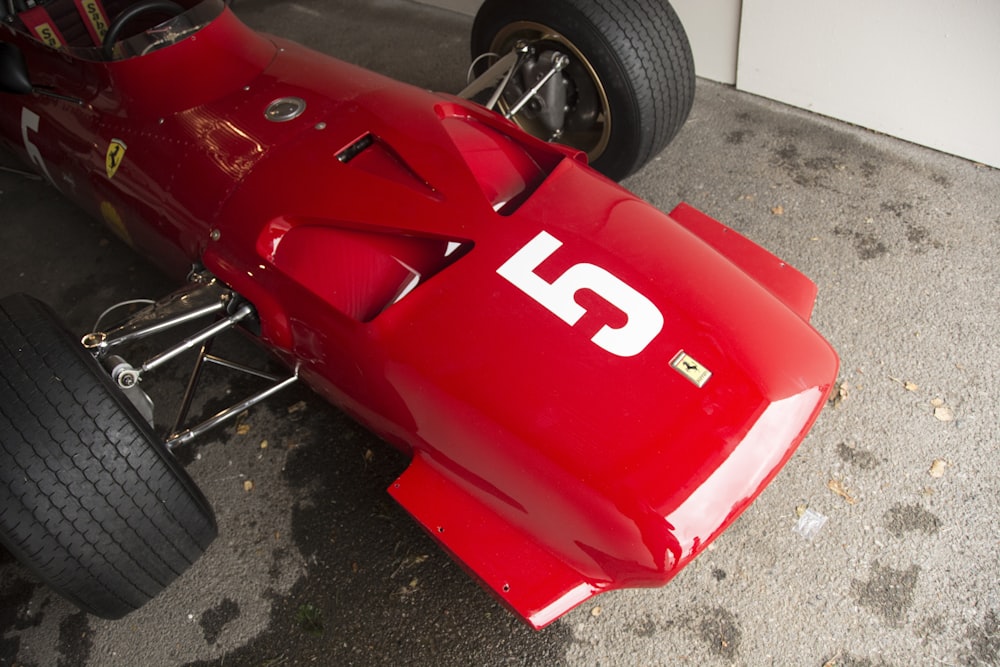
389 453 598 629
668 203 819 321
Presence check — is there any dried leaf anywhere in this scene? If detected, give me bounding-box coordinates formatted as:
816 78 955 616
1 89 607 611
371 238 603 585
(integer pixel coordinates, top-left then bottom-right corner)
243 479 254 492
771 205 785 216
260 439 269 449
934 405 954 422
795 504 808 518
929 459 948 478
828 381 850 408
236 423 250 436
889 376 919 392
930 397 945 407
287 400 308 414
827 478 857 504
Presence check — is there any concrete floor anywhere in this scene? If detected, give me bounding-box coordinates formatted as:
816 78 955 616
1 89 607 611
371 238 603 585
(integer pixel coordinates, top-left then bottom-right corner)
1 1 998 665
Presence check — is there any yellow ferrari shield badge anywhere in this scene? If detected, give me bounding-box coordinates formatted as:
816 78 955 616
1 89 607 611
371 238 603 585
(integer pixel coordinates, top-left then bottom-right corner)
106 139 127 179
670 350 712 388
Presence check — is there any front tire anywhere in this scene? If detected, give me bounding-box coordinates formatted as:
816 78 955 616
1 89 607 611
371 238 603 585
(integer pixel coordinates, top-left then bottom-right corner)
0 293 216 618
472 0 695 181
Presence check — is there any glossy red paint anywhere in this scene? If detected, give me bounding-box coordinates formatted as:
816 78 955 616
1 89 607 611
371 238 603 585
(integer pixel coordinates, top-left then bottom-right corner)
0 0 838 628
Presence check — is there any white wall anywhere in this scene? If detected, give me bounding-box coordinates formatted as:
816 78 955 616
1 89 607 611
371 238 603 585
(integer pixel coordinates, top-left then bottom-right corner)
737 0 1000 168
671 0 741 85
417 0 1000 167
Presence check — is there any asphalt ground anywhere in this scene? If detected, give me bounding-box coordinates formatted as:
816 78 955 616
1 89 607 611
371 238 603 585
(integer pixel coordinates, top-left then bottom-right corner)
1 1 998 665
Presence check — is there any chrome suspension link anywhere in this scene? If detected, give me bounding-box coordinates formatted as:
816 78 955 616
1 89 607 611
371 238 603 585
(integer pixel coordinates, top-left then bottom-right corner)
81 276 299 449
82 279 230 355
459 41 570 120
166 370 298 450
140 303 252 375
504 52 569 119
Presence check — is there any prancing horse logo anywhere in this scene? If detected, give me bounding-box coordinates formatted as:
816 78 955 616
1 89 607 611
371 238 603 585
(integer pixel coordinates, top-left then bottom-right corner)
669 350 712 388
106 138 126 179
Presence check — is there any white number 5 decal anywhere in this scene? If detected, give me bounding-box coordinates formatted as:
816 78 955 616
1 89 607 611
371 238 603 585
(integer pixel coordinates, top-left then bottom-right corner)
498 231 663 357
21 108 54 184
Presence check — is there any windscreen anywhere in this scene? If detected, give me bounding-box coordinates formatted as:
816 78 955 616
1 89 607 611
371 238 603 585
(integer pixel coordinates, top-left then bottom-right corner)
59 0 225 60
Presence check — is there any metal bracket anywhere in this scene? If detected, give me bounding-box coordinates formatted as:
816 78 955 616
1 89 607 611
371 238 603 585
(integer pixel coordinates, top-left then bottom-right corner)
460 43 571 140
459 42 531 110
504 52 569 119
83 278 298 449
165 338 298 449
82 278 231 355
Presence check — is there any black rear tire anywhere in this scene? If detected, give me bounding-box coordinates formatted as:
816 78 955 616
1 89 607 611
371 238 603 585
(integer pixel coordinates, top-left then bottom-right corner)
472 0 695 181
0 293 216 619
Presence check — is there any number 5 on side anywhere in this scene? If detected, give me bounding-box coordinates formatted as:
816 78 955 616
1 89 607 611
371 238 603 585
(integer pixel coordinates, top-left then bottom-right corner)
21 108 54 185
497 231 664 357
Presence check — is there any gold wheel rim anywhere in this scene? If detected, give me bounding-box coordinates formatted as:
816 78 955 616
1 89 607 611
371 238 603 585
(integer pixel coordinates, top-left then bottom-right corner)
489 21 612 162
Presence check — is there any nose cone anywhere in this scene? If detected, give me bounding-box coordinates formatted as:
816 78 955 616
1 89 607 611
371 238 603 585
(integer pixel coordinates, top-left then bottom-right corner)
383 159 837 628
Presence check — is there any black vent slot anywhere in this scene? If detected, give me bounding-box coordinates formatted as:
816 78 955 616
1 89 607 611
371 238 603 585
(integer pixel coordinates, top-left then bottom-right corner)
337 133 375 163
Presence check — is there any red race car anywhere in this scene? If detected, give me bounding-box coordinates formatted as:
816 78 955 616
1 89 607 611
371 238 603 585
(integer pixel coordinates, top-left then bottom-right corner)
0 0 838 629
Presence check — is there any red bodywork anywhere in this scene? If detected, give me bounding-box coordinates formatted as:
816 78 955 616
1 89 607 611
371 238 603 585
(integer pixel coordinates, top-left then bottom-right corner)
0 0 838 628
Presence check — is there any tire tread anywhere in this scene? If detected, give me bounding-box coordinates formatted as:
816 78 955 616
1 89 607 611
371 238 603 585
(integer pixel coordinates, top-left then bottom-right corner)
473 0 695 180
0 293 216 619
